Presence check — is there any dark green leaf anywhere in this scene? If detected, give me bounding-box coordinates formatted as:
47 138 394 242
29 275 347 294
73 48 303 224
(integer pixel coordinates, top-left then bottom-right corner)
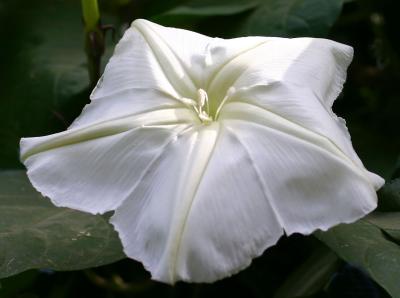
0 0 90 168
163 0 259 16
366 212 400 241
0 171 125 279
316 219 400 298
158 0 344 38
274 247 339 298
377 178 400 212
238 0 344 37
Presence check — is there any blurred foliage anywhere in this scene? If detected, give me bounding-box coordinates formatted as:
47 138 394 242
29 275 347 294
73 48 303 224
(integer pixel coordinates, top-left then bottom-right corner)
0 171 124 279
0 0 90 169
316 213 400 297
0 0 399 297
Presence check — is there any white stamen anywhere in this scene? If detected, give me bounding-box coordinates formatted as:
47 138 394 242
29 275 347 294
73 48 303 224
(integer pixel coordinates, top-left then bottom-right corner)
196 89 212 124
181 89 212 124
215 86 236 120
197 89 208 108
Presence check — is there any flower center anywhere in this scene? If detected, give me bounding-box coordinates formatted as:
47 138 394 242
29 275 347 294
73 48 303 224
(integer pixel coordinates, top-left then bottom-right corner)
181 89 213 124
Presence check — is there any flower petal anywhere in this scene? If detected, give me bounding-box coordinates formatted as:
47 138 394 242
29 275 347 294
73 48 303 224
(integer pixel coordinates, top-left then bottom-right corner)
20 108 196 214
213 38 383 187
70 89 185 129
219 103 380 235
210 37 352 109
220 102 384 189
132 20 268 91
111 123 283 283
84 20 267 129
91 20 193 100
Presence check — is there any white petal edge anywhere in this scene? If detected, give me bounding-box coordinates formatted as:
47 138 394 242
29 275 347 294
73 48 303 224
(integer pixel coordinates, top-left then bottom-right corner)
208 38 363 171
219 101 384 190
110 122 283 284
110 107 381 284
20 108 197 214
133 19 268 91
209 37 353 111
220 118 379 236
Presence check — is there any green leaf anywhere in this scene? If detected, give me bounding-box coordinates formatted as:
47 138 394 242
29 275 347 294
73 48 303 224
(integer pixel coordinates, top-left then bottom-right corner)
366 212 400 241
158 0 344 38
163 0 259 16
0 171 125 279
316 219 400 298
0 0 90 168
238 0 344 37
274 247 339 298
0 0 119 169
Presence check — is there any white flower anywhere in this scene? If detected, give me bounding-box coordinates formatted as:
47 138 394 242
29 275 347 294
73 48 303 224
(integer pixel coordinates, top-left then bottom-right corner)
20 19 384 284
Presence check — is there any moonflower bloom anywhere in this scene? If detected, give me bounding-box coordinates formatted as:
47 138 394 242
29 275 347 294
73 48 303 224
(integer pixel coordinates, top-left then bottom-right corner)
20 19 384 284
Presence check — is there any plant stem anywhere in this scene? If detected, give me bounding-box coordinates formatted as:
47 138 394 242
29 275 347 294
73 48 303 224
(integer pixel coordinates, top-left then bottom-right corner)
81 0 100 32
81 0 104 87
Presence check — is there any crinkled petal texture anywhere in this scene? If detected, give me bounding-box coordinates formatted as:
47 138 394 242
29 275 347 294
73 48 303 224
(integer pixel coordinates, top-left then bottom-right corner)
20 19 384 284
